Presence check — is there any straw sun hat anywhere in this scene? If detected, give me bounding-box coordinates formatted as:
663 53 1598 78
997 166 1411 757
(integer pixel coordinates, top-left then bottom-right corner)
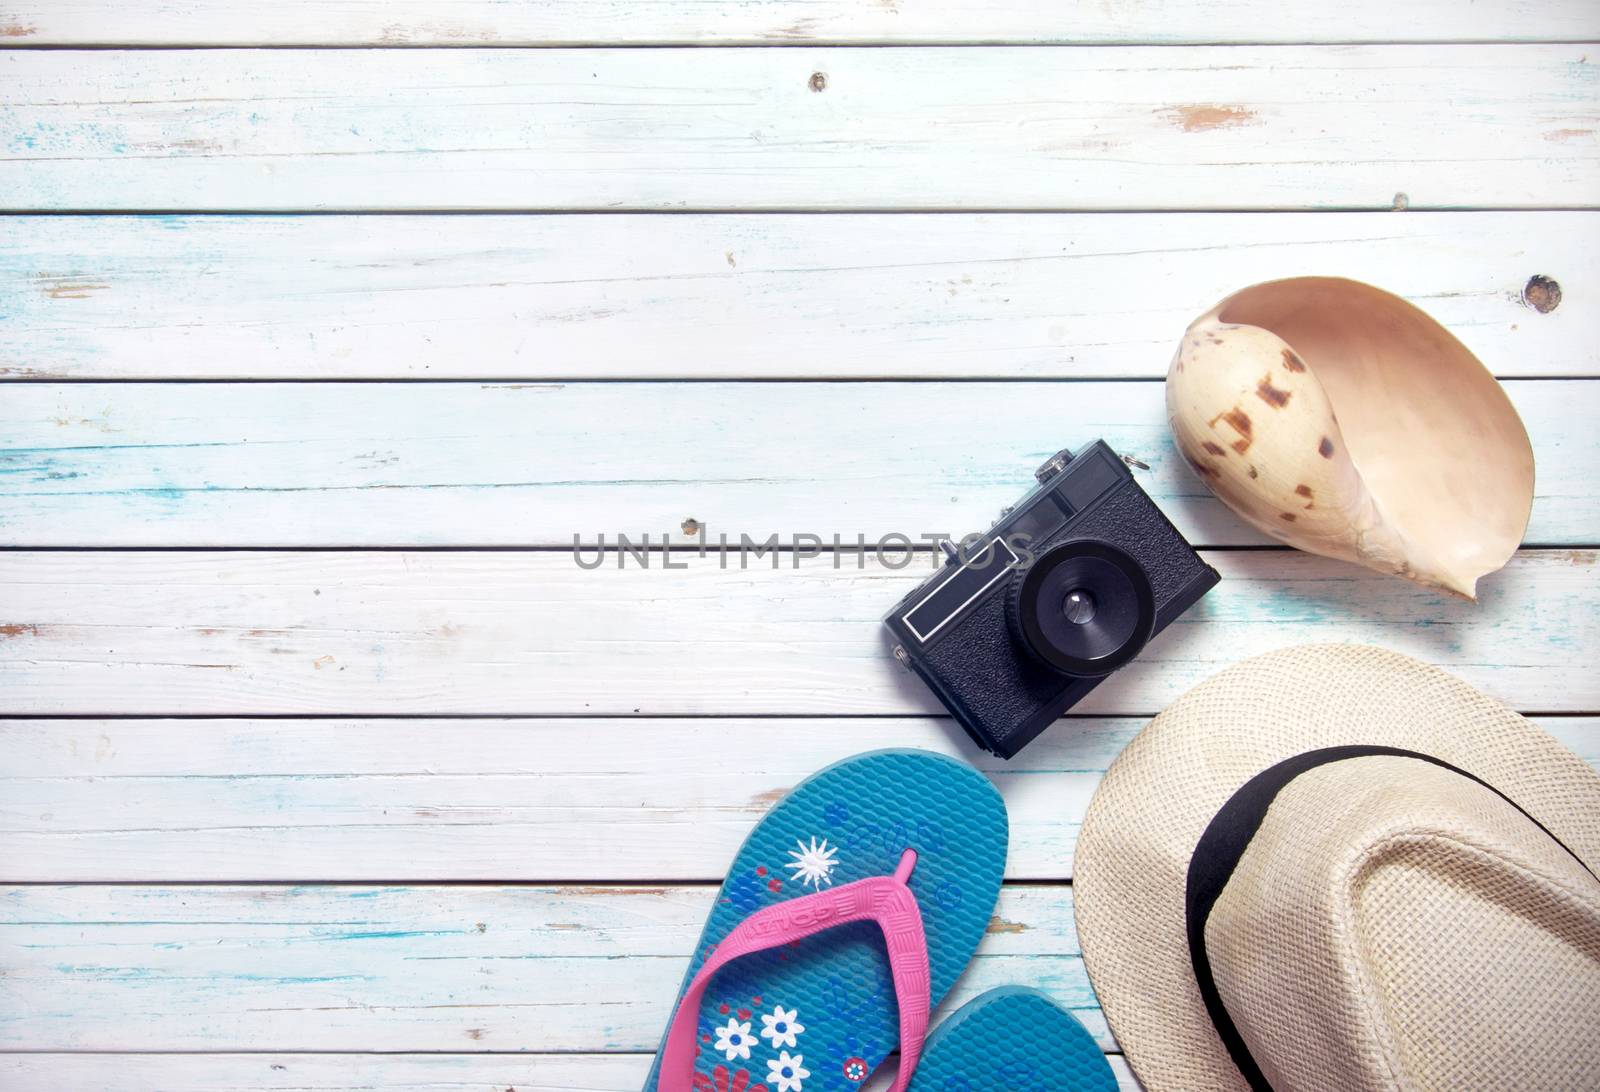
1075 644 1600 1091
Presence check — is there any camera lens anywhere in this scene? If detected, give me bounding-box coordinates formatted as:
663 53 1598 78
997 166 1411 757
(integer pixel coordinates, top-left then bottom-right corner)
1062 588 1097 624
1010 540 1155 676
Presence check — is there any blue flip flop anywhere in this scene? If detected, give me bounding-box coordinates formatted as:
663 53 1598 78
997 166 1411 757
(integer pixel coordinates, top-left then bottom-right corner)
909 987 1118 1091
645 749 1008 1092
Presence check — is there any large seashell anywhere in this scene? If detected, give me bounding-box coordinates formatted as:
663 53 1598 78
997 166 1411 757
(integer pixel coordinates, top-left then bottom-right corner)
1167 277 1534 599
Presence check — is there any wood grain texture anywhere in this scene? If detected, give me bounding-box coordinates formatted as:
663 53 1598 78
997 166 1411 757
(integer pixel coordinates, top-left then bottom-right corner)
2 380 1592 547
0 884 1108 1052
0 1053 1144 1092
4 212 1592 380
3 47 1596 211
3 717 1594 883
0 1054 665 1092
1 20 1595 1086
3 0 1595 46
0 549 1594 717
0 716 1126 882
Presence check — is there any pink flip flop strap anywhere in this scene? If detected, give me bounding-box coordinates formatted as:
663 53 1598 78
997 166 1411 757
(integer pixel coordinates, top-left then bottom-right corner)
658 848 931 1092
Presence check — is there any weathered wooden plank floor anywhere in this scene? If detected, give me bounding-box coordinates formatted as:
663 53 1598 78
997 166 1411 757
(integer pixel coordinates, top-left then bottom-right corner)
2 4 1596 1090
4 46 1597 211
2 381 1595 546
2 885 1107 1052
13 1054 1141 1092
4 717 1596 883
2 550 1596 715
6 0 1596 46
3 213 1593 380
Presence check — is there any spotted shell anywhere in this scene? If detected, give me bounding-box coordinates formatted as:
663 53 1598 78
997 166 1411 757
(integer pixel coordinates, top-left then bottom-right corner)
1167 277 1534 599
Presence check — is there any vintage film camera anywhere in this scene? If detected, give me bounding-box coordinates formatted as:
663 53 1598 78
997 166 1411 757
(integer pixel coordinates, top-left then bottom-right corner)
884 440 1219 758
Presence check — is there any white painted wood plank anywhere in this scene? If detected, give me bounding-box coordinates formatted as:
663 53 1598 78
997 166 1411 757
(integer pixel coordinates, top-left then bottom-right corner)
0 549 1593 716
3 717 1593 883
0 1053 1147 1092
3 47 1595 211
0 884 1110 1053
3 0 1594 46
0 1054 661 1092
0 716 1130 882
3 213 1591 380
2 380 1591 547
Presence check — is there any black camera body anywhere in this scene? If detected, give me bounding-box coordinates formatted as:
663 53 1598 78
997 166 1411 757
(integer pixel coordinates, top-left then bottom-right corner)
884 440 1219 758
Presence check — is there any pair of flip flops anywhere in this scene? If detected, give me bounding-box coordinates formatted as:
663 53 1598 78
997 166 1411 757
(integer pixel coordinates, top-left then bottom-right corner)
644 750 1116 1092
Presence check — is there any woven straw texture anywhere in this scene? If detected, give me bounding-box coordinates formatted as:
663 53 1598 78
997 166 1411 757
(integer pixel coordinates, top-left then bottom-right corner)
1074 644 1600 1092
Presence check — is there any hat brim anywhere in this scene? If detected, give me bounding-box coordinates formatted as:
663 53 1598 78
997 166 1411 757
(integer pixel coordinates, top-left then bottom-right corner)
1073 643 1600 1092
